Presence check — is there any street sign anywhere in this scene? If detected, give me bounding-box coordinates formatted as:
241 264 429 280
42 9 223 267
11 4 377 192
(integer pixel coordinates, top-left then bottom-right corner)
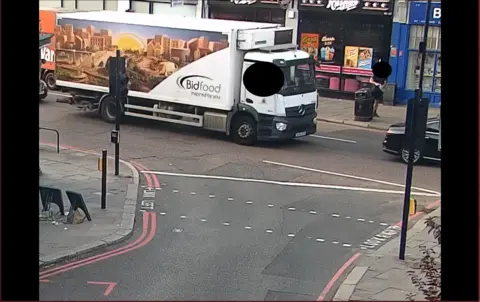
171 0 184 7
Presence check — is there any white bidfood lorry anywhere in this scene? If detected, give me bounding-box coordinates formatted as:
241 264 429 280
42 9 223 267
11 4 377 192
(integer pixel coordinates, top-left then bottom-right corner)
55 11 318 145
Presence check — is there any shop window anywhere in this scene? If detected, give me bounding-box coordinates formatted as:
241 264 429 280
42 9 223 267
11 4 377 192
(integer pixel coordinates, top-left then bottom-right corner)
434 55 441 93
40 0 63 8
406 51 437 92
271 10 285 24
409 25 441 51
131 1 150 14
77 0 104 10
393 0 407 23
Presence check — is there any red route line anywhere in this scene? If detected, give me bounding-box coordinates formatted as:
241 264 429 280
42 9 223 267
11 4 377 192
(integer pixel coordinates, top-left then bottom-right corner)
317 199 441 301
40 211 153 279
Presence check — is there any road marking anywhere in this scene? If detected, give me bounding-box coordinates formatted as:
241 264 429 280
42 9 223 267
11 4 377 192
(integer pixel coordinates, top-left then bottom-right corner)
87 281 117 296
140 170 440 197
140 200 154 211
39 212 155 279
262 160 441 196
245 226 252 230
39 279 50 283
310 135 357 144
309 210 317 215
266 229 273 233
316 238 325 242
331 214 340 218
288 233 295 237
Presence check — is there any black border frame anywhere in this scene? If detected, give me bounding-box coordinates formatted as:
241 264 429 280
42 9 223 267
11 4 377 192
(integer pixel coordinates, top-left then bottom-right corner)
440 0 479 300
1 0 40 300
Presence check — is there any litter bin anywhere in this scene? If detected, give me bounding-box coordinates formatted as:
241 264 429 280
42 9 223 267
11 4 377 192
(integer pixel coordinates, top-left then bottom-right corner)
354 88 375 122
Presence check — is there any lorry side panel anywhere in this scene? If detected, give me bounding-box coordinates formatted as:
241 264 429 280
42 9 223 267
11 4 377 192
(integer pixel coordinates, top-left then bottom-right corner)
55 18 234 110
40 10 56 71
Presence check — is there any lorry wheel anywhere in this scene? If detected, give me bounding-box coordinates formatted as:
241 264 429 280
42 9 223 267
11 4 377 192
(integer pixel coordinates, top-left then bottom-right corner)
100 96 120 123
232 115 257 146
39 81 48 101
44 72 57 90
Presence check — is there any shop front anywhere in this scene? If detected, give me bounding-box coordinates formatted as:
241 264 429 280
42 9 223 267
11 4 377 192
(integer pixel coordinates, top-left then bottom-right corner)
390 1 441 107
207 0 289 25
297 0 393 99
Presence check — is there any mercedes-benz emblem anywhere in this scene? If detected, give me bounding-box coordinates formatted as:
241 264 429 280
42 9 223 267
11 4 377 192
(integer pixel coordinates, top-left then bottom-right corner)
298 105 306 115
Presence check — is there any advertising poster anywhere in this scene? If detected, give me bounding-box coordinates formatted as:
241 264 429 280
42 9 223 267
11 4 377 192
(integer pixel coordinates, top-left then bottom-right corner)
40 10 57 71
319 35 337 64
344 46 359 68
300 33 319 61
55 19 228 92
357 47 373 70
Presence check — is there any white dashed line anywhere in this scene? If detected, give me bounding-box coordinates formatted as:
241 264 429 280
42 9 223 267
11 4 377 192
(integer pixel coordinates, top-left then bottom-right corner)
228 197 234 201
191 192 196 195
173 190 179 193
316 238 325 242
331 214 340 217
156 188 162 191
380 222 389 226
200 219 207 222
159 212 166 216
309 210 317 215
246 201 253 204
368 220 375 223
288 233 295 237
288 207 296 211
180 215 186 219
345 216 351 219
267 204 274 208
342 244 352 247
357 218 366 222
265 229 273 233
161 183 167 186
332 241 339 244
245 226 252 230
209 194 215 198
223 222 231 226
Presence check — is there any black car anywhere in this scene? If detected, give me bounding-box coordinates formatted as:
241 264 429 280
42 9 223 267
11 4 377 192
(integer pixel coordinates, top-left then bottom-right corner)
382 118 441 164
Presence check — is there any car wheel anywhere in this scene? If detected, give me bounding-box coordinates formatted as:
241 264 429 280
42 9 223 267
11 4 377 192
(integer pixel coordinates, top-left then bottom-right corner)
401 147 422 165
231 115 257 146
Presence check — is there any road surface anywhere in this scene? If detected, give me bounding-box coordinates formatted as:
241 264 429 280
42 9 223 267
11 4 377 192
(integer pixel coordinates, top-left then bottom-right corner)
39 94 440 300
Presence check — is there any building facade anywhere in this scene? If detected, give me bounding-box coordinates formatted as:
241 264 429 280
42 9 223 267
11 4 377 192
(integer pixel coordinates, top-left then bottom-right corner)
297 0 394 99
206 0 300 41
40 0 203 18
389 0 441 107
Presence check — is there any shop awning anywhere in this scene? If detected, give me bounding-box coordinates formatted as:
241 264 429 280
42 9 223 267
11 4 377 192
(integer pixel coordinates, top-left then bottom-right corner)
39 33 53 49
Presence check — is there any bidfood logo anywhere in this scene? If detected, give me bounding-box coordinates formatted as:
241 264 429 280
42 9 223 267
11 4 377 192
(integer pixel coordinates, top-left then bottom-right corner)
177 75 221 100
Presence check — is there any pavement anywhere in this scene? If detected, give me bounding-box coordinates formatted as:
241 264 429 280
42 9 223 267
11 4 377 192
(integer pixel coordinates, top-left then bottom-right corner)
39 145 140 268
332 206 441 301
317 97 441 131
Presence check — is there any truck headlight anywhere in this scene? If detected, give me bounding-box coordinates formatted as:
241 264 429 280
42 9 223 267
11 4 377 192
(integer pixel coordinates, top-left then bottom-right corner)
275 122 287 132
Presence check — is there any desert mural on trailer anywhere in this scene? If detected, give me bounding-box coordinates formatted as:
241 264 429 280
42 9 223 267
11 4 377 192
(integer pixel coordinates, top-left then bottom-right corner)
55 19 229 92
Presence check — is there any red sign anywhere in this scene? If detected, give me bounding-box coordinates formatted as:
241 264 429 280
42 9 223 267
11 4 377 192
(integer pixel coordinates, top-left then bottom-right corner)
342 67 373 76
316 64 342 73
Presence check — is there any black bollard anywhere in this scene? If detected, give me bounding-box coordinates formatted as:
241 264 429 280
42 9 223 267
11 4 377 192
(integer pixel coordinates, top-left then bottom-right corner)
101 149 107 209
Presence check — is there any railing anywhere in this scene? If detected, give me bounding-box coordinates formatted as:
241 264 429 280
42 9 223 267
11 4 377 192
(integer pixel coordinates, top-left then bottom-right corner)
39 127 60 153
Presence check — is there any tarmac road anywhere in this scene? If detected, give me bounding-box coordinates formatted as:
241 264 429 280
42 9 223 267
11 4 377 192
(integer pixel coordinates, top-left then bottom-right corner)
39 94 440 300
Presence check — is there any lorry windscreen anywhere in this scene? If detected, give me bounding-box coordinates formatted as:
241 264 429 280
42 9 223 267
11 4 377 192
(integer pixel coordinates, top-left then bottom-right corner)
279 61 316 96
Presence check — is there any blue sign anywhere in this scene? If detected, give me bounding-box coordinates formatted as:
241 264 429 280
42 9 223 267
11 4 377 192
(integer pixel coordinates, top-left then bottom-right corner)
408 2 441 26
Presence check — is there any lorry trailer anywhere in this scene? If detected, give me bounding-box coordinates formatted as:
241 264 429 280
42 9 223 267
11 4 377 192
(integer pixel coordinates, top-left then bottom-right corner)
55 11 318 145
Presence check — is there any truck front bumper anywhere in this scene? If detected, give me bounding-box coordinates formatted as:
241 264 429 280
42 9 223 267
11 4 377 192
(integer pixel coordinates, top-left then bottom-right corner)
257 113 317 141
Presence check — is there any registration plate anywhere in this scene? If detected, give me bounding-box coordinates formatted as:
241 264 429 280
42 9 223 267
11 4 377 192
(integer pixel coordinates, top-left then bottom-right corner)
295 131 307 137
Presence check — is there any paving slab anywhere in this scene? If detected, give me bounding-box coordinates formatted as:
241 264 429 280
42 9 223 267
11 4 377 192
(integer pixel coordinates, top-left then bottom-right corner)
317 97 440 130
39 145 139 268
331 206 441 300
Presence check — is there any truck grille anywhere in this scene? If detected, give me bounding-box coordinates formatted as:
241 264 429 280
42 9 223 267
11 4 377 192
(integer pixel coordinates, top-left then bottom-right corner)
285 103 316 118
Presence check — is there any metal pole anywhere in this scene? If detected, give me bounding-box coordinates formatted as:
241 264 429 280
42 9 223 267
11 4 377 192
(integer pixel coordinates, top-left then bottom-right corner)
399 0 432 260
101 149 107 209
114 49 121 176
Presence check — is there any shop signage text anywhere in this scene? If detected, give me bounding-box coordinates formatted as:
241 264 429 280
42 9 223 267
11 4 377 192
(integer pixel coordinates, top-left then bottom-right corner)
300 0 392 15
326 0 359 11
230 0 281 4
408 2 441 26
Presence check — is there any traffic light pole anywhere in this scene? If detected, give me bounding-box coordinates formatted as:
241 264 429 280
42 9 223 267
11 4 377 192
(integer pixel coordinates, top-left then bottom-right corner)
399 0 432 261
114 50 121 176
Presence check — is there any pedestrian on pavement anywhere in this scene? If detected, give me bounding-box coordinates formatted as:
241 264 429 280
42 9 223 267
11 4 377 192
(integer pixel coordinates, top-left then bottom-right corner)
369 74 386 117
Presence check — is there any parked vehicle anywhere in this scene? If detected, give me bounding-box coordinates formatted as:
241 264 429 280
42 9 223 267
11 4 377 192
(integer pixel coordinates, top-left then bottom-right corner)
53 11 317 145
382 118 441 164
